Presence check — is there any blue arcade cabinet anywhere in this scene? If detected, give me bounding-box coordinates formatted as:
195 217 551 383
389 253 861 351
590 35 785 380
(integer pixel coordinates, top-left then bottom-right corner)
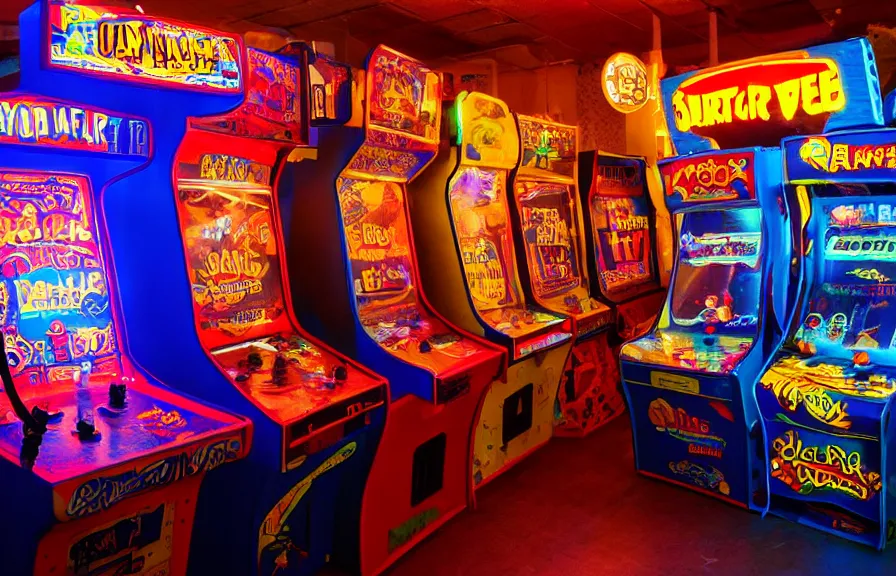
757 51 896 547
616 39 885 510
0 1 253 574
12 1 389 575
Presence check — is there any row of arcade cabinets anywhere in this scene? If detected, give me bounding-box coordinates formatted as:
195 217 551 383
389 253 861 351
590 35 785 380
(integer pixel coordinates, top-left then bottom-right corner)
0 4 669 576
280 40 664 576
619 35 896 550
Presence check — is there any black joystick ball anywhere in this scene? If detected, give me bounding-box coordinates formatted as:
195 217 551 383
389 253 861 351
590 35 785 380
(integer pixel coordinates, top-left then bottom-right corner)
419 340 432 353
30 406 50 428
76 419 96 441
333 366 348 382
109 383 127 408
247 352 264 369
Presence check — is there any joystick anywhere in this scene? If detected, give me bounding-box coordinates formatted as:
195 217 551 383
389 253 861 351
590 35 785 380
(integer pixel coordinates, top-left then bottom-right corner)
76 418 98 441
333 366 348 382
419 340 432 353
109 382 127 408
247 352 264 370
272 354 288 386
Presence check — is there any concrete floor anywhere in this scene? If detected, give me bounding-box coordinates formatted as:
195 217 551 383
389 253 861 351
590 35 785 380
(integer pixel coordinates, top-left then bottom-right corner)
384 416 896 576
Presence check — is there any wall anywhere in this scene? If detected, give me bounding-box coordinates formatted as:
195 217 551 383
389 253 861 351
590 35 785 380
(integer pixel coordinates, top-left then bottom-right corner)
498 64 579 124
576 61 626 153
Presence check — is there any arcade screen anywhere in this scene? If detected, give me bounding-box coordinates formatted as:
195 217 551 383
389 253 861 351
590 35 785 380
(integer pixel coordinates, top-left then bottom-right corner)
177 158 375 422
449 166 567 338
0 170 226 478
0 172 122 405
514 180 596 315
622 207 761 374
591 158 656 298
795 191 896 364
338 176 487 373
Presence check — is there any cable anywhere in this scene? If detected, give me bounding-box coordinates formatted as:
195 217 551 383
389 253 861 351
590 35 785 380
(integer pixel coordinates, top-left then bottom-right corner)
0 334 47 470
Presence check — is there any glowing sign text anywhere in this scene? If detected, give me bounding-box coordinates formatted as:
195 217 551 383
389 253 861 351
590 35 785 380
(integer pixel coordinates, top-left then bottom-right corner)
800 137 896 173
662 152 754 202
672 59 845 133
0 97 148 156
826 235 896 260
49 2 241 91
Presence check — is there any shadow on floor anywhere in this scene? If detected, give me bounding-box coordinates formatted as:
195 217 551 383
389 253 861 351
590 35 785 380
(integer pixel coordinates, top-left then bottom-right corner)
383 415 896 576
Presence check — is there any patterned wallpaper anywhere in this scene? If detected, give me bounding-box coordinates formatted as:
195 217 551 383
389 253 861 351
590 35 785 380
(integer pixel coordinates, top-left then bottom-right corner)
577 60 627 153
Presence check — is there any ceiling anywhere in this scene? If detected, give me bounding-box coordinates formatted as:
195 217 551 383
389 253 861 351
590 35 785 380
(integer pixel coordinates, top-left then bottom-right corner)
1 0 895 73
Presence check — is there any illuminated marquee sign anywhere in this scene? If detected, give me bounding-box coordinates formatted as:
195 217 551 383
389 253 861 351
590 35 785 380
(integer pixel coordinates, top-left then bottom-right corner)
0 96 149 157
517 116 576 177
661 39 882 153
660 151 755 203
48 1 241 92
771 430 881 501
785 130 896 184
596 162 643 197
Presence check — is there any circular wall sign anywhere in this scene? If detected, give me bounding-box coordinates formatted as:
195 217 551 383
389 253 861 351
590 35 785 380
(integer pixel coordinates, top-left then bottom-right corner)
601 52 650 113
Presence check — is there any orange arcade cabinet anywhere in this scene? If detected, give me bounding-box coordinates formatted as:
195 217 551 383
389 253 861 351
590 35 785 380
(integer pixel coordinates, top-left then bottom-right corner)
409 91 574 490
507 115 618 437
280 46 506 576
0 1 251 574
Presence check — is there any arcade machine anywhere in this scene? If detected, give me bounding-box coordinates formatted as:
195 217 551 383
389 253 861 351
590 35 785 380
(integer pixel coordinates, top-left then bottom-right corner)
506 116 618 437
170 45 390 575
408 91 574 488
0 2 252 574
281 46 505 576
618 48 815 509
756 47 896 547
579 151 666 342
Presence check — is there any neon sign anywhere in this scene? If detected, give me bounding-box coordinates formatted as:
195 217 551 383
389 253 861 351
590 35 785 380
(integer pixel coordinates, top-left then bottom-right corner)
0 96 149 156
661 152 754 203
671 58 845 148
48 1 241 92
648 398 726 458
771 431 881 501
601 53 649 114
